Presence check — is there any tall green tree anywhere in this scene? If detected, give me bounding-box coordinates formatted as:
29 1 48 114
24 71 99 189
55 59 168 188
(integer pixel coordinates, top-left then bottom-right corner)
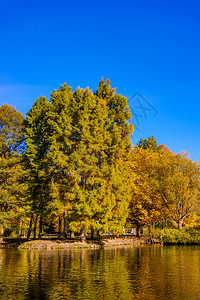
23 79 133 239
48 80 133 237
94 78 133 233
23 96 53 238
45 84 74 235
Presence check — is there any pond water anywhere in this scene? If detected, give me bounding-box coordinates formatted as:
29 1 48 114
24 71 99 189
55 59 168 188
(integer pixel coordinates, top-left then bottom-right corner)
1 245 200 299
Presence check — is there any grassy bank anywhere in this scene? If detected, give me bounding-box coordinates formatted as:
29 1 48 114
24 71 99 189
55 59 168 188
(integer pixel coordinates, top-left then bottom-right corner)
2 229 200 248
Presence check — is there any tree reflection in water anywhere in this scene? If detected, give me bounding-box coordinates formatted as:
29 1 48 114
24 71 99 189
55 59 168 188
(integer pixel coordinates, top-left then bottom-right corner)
1 246 200 299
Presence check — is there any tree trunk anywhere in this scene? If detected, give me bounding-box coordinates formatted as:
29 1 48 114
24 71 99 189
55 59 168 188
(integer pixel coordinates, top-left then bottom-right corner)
178 219 183 230
97 230 101 239
38 217 43 238
63 215 66 237
136 224 140 237
148 225 153 238
27 213 33 240
162 218 166 229
91 228 94 240
0 224 3 243
58 216 62 236
33 215 38 239
18 226 21 237
80 231 86 242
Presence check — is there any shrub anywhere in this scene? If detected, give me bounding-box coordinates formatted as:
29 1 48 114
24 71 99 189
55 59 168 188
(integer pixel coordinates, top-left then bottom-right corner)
158 228 200 245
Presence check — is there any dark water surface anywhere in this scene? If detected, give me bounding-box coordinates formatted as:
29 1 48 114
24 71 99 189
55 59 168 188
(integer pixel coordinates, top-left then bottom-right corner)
1 245 200 299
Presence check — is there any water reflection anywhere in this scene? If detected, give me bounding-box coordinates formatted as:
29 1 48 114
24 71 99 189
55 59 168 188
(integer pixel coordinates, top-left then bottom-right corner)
0 246 200 299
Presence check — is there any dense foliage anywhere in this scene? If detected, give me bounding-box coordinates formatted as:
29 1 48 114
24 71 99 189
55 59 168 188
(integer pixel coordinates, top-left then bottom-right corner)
0 80 200 239
158 228 200 245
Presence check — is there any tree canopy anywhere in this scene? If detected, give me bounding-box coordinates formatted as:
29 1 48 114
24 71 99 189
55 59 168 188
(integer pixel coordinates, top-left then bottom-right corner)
128 146 168 235
137 136 159 152
0 104 24 158
23 79 133 238
151 150 200 229
0 82 200 239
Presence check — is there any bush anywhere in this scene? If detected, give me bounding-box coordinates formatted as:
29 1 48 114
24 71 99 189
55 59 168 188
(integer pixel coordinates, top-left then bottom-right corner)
158 228 200 245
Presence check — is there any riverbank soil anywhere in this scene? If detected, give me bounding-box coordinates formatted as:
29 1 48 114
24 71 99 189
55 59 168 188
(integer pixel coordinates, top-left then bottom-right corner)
0 236 160 249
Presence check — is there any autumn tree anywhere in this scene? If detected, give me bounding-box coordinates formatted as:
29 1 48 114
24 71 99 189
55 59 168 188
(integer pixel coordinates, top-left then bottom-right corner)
152 150 200 229
0 104 24 158
128 146 165 236
0 156 26 236
0 104 25 237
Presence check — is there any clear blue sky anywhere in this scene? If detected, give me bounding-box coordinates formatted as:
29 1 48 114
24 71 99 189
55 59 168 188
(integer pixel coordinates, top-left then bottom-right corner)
0 0 200 162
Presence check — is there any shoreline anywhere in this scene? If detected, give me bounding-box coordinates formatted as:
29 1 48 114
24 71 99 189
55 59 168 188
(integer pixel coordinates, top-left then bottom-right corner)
0 236 160 250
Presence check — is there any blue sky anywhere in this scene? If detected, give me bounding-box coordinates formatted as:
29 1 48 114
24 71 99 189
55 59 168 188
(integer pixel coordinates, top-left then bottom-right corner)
0 0 200 162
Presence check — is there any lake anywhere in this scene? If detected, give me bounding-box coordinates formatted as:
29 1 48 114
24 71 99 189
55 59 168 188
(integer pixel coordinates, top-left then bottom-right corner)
1 245 200 299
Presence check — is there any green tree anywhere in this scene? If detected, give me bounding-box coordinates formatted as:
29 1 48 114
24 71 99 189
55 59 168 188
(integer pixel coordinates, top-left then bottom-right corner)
137 136 159 152
45 83 75 236
23 79 133 239
94 78 133 234
47 80 133 238
23 96 53 238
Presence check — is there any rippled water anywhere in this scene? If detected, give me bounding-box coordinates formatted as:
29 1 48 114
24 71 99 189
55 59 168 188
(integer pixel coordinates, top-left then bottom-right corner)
1 245 200 299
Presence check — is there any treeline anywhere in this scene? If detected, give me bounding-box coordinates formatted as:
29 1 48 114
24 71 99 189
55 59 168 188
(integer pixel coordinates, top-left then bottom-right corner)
0 79 200 239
